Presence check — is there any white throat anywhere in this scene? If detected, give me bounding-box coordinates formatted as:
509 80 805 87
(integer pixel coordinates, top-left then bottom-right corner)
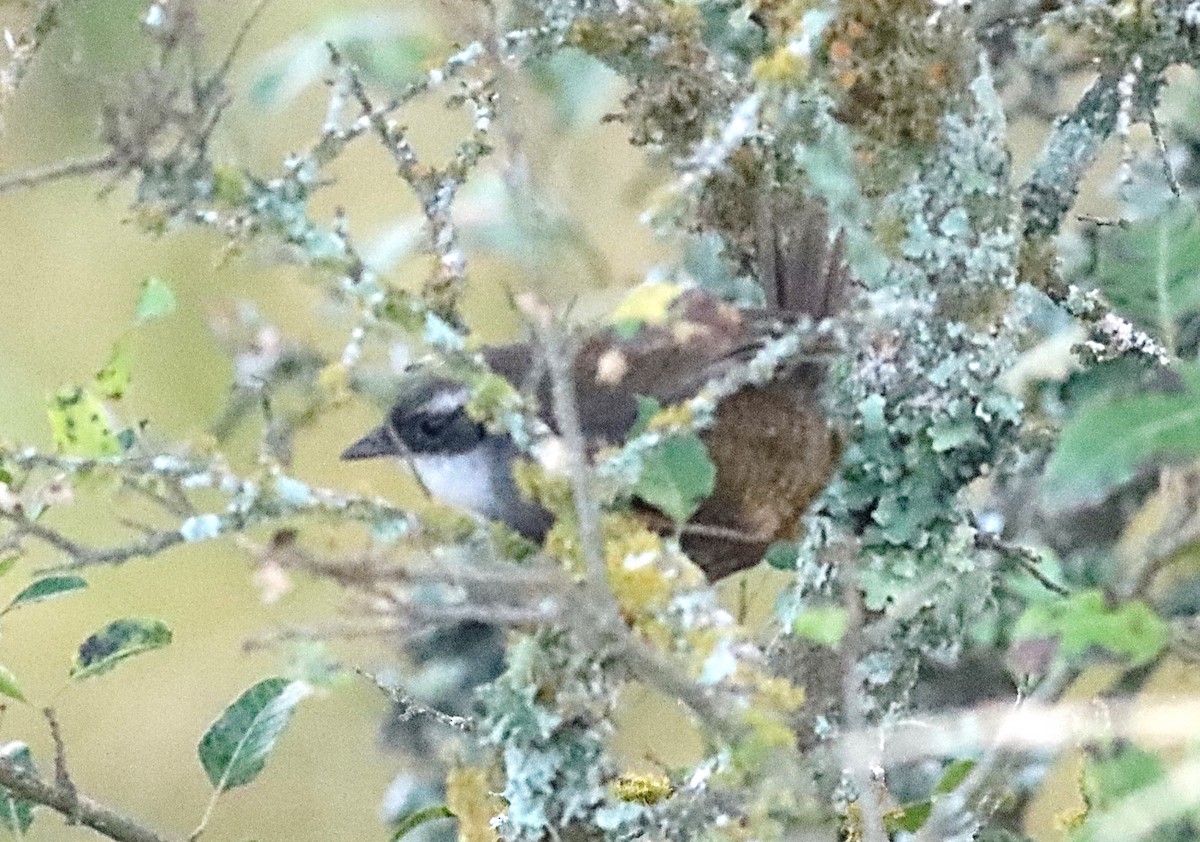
408 444 506 518
404 436 552 540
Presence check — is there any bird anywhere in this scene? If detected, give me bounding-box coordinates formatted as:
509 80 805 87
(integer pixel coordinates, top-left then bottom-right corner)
342 195 850 581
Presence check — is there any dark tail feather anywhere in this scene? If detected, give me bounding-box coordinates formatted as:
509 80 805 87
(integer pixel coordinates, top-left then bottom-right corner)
757 193 851 321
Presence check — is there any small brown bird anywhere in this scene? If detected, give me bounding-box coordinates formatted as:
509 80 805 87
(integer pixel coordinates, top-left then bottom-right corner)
343 196 849 580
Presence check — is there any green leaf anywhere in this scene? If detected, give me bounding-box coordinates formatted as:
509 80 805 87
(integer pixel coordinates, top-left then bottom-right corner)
0 559 20 581
70 618 172 680
1084 745 1165 807
198 678 311 792
211 165 248 206
134 277 176 324
0 742 35 834
1043 361 1200 511
390 805 454 841
0 665 25 704
3 575 87 615
884 760 977 834
94 340 132 400
633 433 716 523
933 758 976 794
1088 202 1200 350
764 540 800 571
47 388 121 457
629 396 662 438
1011 590 1169 669
886 800 931 833
791 606 849 647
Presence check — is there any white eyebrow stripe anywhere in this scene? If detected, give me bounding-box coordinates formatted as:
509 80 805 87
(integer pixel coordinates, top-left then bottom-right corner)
420 385 470 416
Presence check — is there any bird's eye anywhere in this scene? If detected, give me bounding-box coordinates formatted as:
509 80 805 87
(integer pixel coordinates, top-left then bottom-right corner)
419 414 450 439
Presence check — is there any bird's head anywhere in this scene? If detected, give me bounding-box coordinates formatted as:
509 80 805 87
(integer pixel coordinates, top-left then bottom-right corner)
340 372 487 461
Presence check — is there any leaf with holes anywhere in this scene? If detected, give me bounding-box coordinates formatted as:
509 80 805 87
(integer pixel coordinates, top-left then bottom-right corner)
0 742 36 835
198 678 312 792
3 575 87 616
95 340 132 400
70 618 172 681
47 388 121 457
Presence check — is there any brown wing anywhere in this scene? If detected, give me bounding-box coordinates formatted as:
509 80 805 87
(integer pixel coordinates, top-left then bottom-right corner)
486 195 850 580
483 291 754 446
682 195 851 578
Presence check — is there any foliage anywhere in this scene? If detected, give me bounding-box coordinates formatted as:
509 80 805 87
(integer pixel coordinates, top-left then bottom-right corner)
2 1 1200 842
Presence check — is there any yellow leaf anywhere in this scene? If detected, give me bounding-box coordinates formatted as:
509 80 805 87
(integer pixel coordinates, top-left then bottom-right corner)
95 340 132 400
609 282 683 327
47 388 121 456
445 766 501 842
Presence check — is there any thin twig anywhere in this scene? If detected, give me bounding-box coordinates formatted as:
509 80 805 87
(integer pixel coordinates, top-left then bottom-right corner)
976 532 1069 597
43 707 79 825
526 312 616 615
0 154 117 195
356 668 474 732
1148 109 1181 199
205 0 273 92
0 0 67 109
241 618 400 652
0 508 185 569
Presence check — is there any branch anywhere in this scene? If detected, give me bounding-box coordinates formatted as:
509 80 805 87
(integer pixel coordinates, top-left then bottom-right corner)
838 543 887 842
0 0 67 109
0 154 117 195
522 304 619 620
0 755 179 842
356 668 475 732
976 532 1069 597
1020 72 1126 238
0 509 184 569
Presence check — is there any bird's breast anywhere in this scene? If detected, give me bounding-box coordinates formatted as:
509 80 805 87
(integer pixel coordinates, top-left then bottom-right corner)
408 437 554 541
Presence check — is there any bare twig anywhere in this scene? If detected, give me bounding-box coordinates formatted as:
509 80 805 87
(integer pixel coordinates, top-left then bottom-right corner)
205 0 272 93
1148 108 1181 199
0 754 179 842
976 532 1069 597
524 311 618 619
356 668 474 732
0 0 67 110
0 154 117 195
241 618 400 652
0 509 184 569
43 707 79 825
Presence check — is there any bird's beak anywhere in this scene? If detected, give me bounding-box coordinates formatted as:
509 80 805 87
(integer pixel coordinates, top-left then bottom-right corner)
340 425 401 460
